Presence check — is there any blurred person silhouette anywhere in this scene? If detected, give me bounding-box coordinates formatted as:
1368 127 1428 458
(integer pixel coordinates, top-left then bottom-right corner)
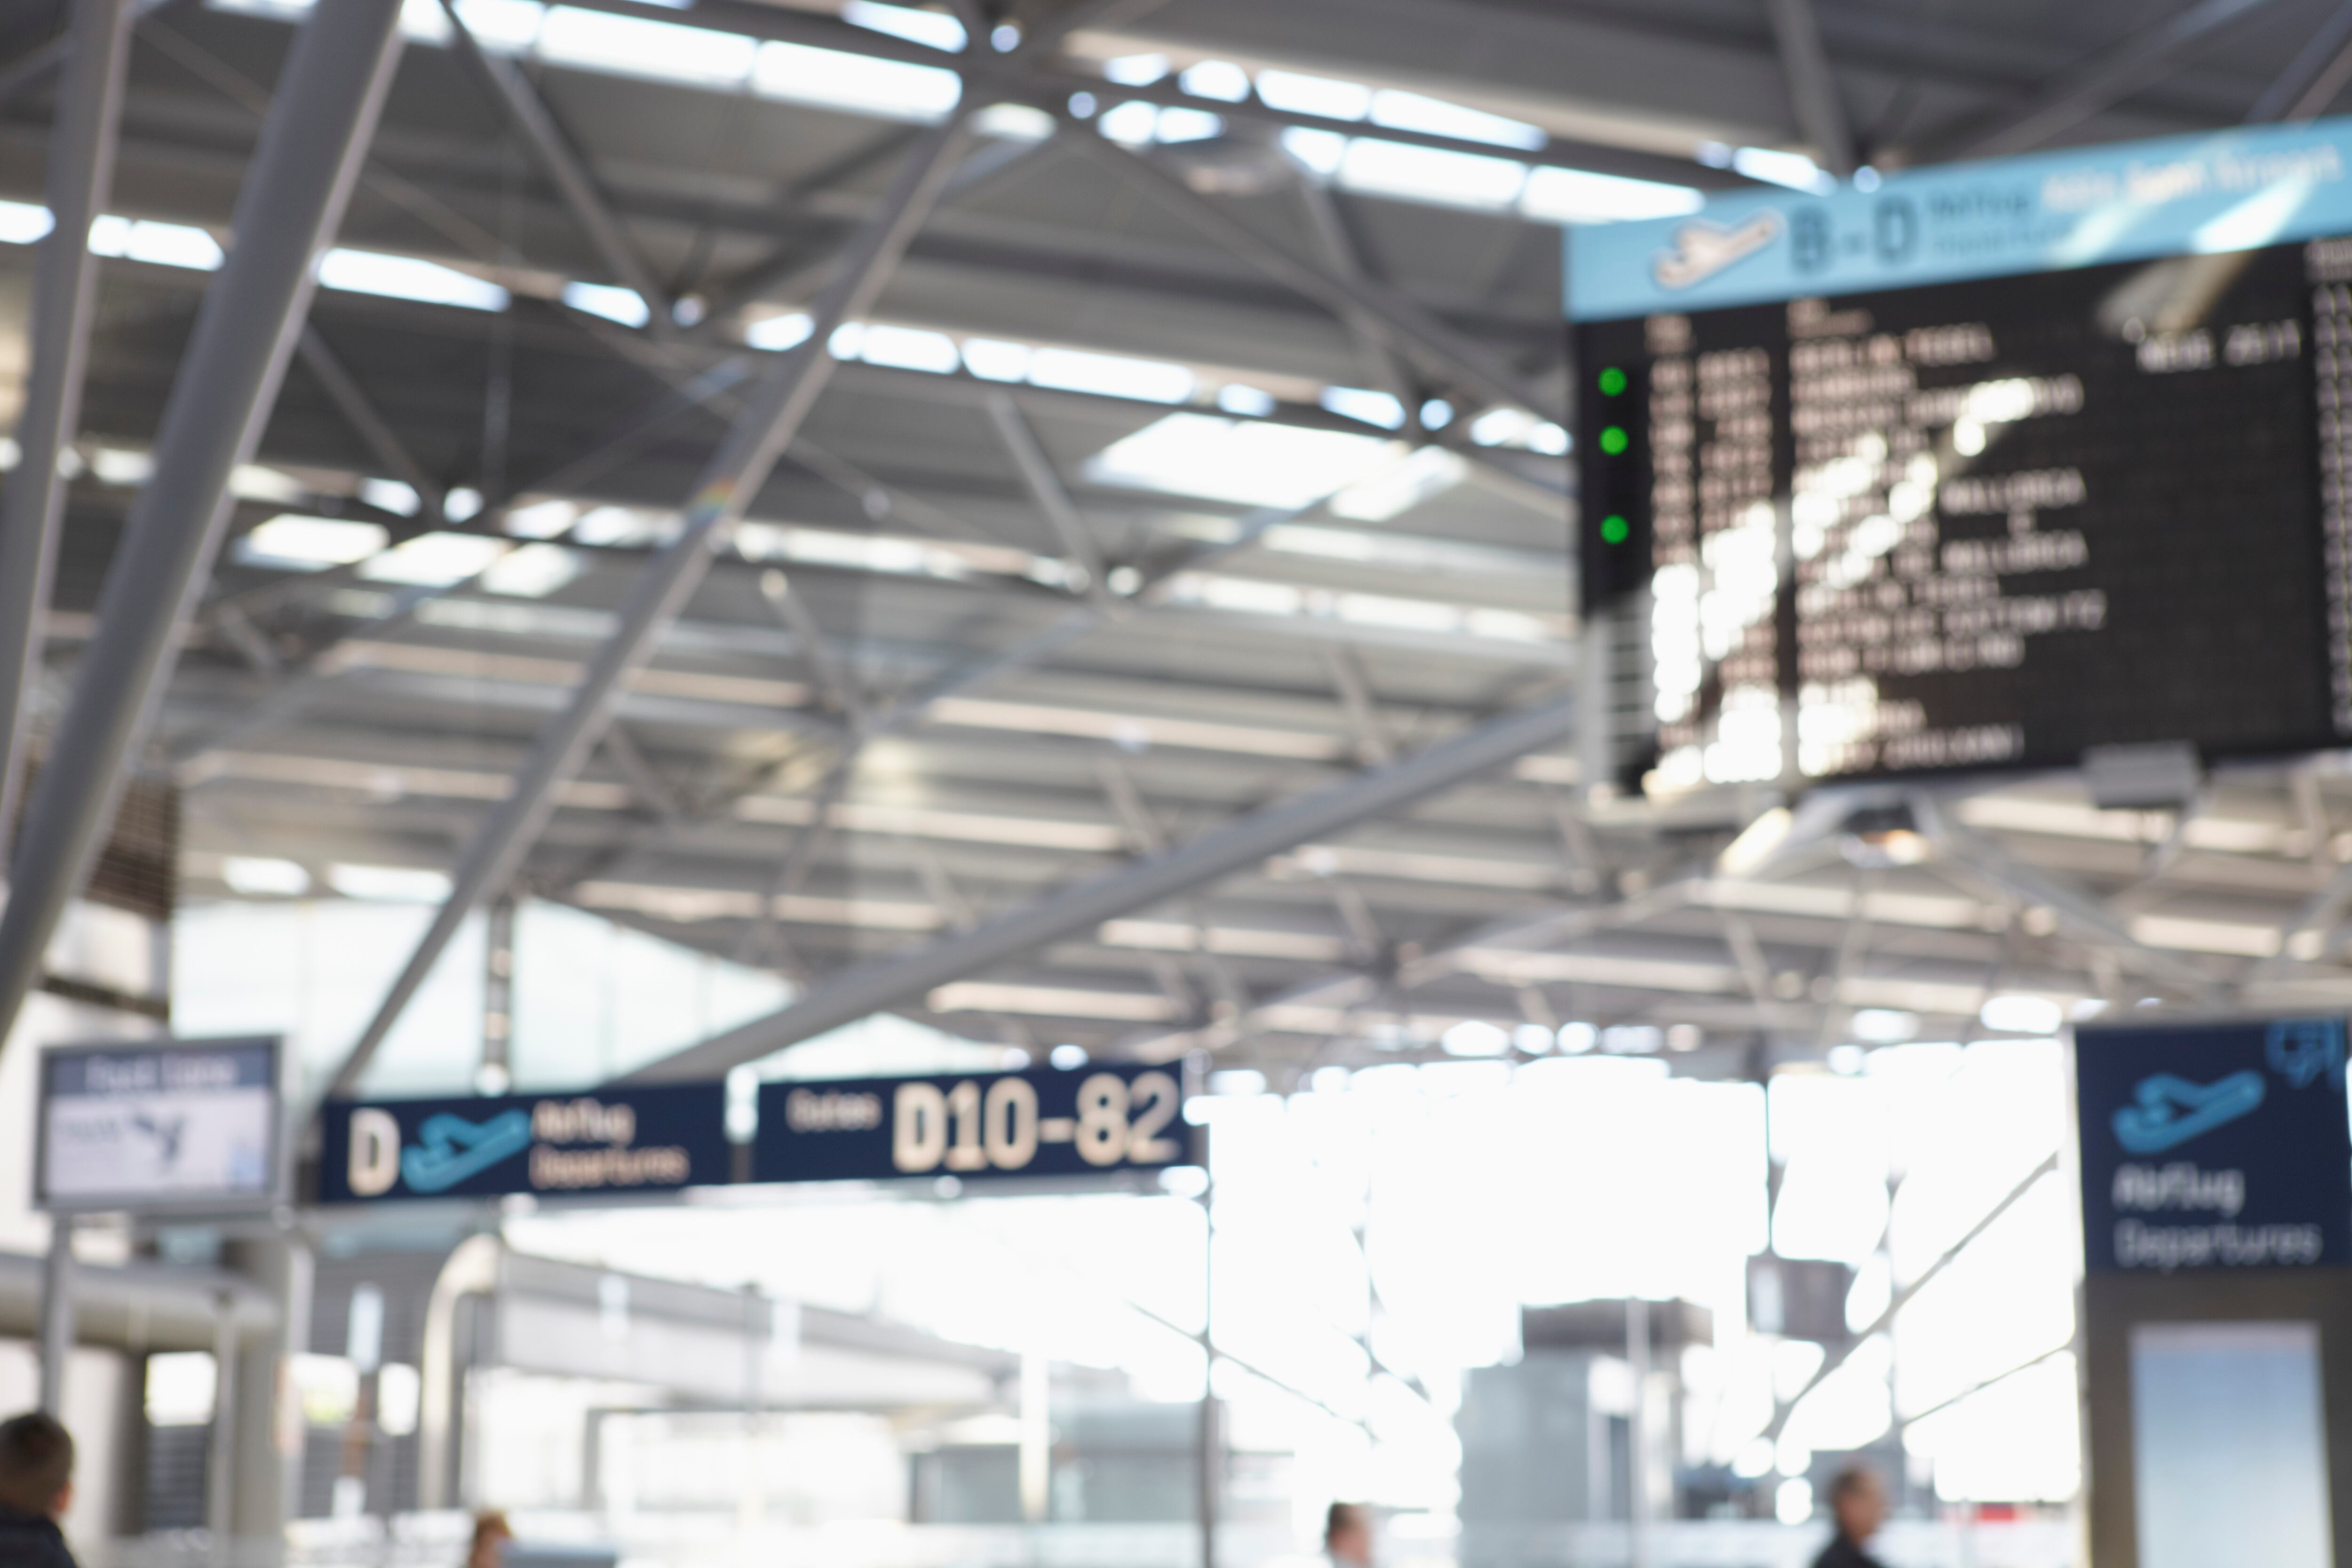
0 1412 78 1568
1811 1465 1890 1568
1326 1502 1372 1568
467 1509 514 1568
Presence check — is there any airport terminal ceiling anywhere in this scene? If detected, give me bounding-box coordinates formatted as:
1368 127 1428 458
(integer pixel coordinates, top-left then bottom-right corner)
15 0 2352 1090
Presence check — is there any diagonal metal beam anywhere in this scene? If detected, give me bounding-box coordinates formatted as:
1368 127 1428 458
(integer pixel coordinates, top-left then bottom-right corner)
1764 0 1857 175
0 0 134 877
985 389 1108 596
1290 173 1419 419
326 114 977 1100
436 0 671 330
1917 0 2289 162
1067 131 1557 420
295 326 446 523
2249 0 2352 120
0 0 409 1056
1016 0 1169 59
617 690 1578 1083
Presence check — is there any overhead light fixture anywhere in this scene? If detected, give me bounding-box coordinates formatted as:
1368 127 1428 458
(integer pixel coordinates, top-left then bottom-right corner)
1979 994 2064 1035
327 863 454 902
318 248 509 311
1086 412 1399 508
359 531 514 587
235 514 388 571
221 856 311 896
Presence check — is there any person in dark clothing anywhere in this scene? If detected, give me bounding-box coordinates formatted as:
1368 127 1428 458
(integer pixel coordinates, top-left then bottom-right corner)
0 1411 78 1568
1325 1502 1373 1568
1810 1464 1890 1568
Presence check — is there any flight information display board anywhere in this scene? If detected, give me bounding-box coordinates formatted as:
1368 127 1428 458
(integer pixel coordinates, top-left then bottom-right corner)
1568 121 2352 787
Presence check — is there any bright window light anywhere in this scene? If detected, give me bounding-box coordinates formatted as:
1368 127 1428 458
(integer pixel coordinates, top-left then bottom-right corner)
360 531 514 586
572 505 674 546
91 448 153 486
328 863 453 902
1028 346 1194 403
1732 144 1835 194
451 0 545 53
1098 100 1159 145
504 498 578 538
222 856 311 896
961 338 1031 382
1255 68 1370 121
536 7 754 87
1086 413 1401 508
562 279 650 327
1525 421 1569 454
1370 88 1544 151
1156 107 1224 143
230 465 305 503
479 541 585 598
1441 1020 1511 1057
841 0 964 52
1980 994 2063 1035
396 0 453 44
1281 127 1348 177
1329 445 1465 522
1216 383 1275 417
746 311 813 351
972 103 1054 140
1102 52 1168 86
89 215 223 270
1340 137 1527 209
751 39 961 122
828 321 866 359
1521 164 1705 224
318 248 509 310
1470 406 1534 446
1321 386 1406 430
359 478 421 517
856 322 961 374
0 200 51 244
1178 59 1252 102
236 514 389 570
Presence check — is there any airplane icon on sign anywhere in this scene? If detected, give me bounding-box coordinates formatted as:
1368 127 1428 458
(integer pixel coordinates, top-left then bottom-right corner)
1652 212 1784 291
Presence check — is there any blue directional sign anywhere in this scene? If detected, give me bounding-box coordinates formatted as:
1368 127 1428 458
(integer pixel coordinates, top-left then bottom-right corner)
319 1084 729 1203
2075 1018 2352 1273
755 1064 1196 1185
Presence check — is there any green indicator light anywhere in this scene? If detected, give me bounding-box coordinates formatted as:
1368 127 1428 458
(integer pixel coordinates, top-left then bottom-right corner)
1597 366 1629 397
1599 425 1630 456
1600 515 1629 545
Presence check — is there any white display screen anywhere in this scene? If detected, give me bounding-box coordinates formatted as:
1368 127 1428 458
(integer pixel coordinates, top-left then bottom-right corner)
38 1038 280 1210
2131 1321 2335 1568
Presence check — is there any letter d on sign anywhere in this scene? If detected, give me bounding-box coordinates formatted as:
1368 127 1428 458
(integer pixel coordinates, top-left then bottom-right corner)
349 1108 402 1198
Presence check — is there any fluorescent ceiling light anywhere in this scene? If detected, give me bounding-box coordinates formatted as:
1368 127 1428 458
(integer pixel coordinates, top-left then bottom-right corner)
1217 384 1275 417
855 322 961 374
1027 346 1194 403
0 200 51 244
746 311 813 351
478 541 586 598
1098 100 1158 145
236 514 389 571
359 477 421 517
318 248 509 310
1340 137 1527 210
230 465 306 504
1321 386 1406 429
90 215 223 270
1726 144 1834 194
1086 412 1399 508
1521 164 1703 224
972 103 1054 140
751 38 961 122
440 0 546 52
1102 52 1168 86
1178 59 1251 102
328 863 454 902
1255 68 1370 121
445 487 485 522
961 337 1031 382
90 448 153 486
1155 107 1224 144
360 531 514 586
562 279 650 327
1848 1008 1918 1044
504 498 578 538
1441 1019 1512 1057
1470 407 1533 446
1281 127 1347 177
841 0 964 51
1978 994 2063 1035
1328 446 1466 521
221 855 311 896
537 6 753 87
572 505 676 546
1369 88 1544 151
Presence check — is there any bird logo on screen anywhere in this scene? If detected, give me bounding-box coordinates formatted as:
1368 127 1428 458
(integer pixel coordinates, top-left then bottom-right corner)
2114 1071 2266 1154
1653 212 1783 291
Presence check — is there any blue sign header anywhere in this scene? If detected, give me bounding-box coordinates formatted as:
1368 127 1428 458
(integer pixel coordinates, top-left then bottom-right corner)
320 1085 729 1204
1567 119 2352 321
2075 1018 2352 1274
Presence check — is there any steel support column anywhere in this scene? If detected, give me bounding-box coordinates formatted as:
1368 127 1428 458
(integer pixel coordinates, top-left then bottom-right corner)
0 0 133 877
326 116 975 1099
0 0 407 1058
35 1218 73 1413
619 691 1577 1083
1763 0 1856 175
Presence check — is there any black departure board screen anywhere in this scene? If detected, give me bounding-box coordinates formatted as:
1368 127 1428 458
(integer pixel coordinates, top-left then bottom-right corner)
1566 123 2352 788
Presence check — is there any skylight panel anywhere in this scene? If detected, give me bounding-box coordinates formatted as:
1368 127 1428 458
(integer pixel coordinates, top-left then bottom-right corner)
1340 139 1527 210
1217 384 1276 417
1178 60 1251 102
360 532 514 586
562 280 651 327
1706 142 1835 194
1279 127 1347 178
751 39 962 122
1470 407 1532 446
328 863 453 902
318 249 510 310
1254 70 1371 121
841 0 965 52
397 0 453 43
1519 165 1703 224
359 478 422 517
856 323 961 374
1321 386 1406 430
1369 88 1544 151
449 0 545 52
746 311 814 351
504 498 579 539
961 338 1032 382
237 515 389 571
1098 100 1159 145
1103 53 1168 85
90 216 223 270
536 7 754 88
222 856 311 896
1027 347 1194 403
0 201 52 244
1086 413 1401 508
1328 446 1466 521
479 542 586 598
1155 107 1224 143
572 505 677 546
972 103 1055 140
